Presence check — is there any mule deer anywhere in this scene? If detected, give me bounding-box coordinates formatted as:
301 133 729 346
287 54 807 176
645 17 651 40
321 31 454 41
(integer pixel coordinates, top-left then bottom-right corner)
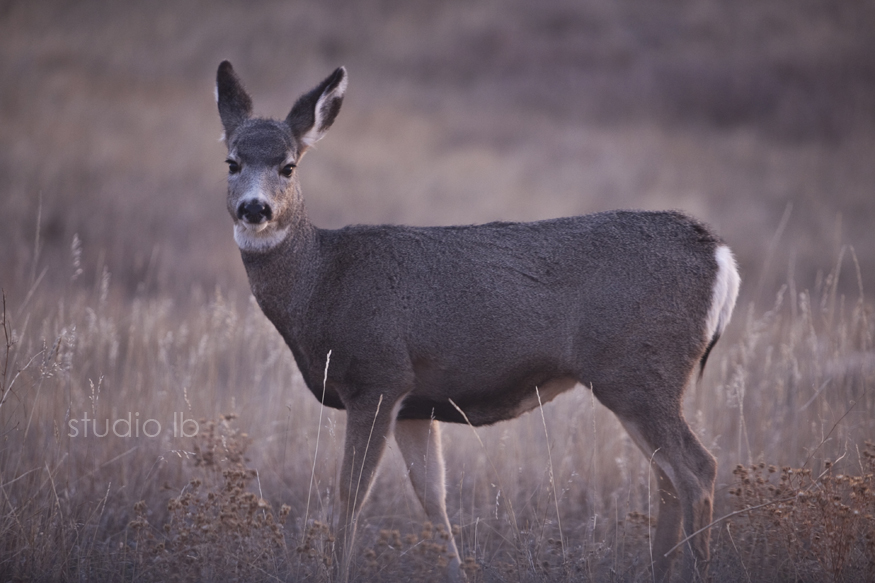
216 61 740 582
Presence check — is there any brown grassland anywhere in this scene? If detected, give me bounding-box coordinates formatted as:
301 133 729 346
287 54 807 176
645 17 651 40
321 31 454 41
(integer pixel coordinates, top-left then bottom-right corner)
1 1 874 581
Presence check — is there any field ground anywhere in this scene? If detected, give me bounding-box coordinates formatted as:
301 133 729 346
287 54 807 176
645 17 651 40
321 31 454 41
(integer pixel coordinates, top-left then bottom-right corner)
1 1 874 581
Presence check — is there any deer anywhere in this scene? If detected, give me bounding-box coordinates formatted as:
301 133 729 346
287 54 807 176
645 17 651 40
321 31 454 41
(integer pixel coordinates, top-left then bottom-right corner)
215 61 740 583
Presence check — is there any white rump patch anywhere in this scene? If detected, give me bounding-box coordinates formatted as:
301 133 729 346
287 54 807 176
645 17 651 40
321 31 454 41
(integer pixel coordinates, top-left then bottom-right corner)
704 245 741 343
234 222 289 252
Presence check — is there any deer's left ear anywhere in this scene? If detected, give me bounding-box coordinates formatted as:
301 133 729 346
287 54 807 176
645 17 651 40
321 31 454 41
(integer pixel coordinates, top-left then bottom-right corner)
216 61 253 140
287 67 347 151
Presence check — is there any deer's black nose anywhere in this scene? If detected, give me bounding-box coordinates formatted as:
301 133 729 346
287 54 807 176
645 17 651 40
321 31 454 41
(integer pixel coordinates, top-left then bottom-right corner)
237 200 272 224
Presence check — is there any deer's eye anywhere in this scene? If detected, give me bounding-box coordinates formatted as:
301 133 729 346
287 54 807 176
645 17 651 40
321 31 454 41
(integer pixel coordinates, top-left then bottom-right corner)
280 163 296 178
226 159 240 174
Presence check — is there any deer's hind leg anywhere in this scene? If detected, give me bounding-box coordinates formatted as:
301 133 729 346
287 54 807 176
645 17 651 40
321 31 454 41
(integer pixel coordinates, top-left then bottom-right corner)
395 418 465 582
619 409 716 583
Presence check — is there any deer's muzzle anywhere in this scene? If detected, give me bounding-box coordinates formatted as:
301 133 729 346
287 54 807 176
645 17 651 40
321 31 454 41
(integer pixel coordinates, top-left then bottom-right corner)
237 200 273 224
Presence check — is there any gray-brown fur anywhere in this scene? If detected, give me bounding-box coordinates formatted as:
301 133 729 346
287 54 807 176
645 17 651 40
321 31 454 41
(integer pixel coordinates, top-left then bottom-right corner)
216 61 739 583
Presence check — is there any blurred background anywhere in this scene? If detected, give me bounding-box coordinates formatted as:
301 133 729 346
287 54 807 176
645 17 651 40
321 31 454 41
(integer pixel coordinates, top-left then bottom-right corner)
2 0 874 304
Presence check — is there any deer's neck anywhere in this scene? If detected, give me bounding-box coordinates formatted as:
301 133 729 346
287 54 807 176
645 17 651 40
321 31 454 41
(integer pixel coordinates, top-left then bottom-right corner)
239 214 320 336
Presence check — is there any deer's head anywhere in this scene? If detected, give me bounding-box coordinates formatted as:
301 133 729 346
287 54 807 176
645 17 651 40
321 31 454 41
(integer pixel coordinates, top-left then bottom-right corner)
216 61 346 252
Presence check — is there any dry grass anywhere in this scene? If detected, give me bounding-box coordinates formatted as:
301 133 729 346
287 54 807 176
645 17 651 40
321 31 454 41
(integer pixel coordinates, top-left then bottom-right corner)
0 238 872 581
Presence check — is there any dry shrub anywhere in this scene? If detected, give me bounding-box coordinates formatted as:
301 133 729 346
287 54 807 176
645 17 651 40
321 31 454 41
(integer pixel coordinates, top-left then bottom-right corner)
357 522 479 583
718 443 875 582
130 414 292 582
295 520 334 580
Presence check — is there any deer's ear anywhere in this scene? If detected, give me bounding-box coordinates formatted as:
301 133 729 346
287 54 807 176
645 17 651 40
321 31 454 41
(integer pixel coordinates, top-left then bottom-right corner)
286 67 347 152
216 61 253 140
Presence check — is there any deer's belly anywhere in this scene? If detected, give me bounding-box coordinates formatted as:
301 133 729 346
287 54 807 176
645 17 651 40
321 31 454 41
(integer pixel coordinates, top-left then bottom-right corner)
397 375 578 426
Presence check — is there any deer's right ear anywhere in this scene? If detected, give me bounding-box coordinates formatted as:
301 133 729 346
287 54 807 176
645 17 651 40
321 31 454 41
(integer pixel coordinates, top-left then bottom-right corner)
216 61 253 140
286 67 347 152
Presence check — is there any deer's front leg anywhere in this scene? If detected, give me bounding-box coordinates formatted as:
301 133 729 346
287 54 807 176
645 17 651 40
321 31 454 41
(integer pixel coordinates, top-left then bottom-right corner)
335 394 396 582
